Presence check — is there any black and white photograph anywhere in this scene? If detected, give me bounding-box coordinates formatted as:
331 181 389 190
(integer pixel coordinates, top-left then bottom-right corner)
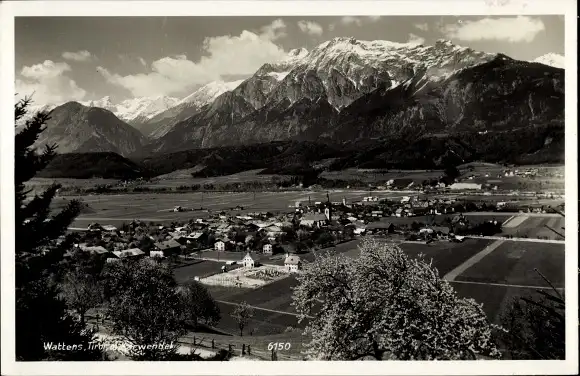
0 0 577 375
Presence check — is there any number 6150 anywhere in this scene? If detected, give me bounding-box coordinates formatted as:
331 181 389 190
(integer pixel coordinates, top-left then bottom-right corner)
267 342 291 351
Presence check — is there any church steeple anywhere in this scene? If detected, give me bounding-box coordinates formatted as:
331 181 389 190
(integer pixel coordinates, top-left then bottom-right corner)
324 192 332 222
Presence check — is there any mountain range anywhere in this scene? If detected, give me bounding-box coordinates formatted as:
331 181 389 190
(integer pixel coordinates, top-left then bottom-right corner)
22 38 565 176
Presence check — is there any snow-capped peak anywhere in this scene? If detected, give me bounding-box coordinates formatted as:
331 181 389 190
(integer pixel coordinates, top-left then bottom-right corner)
262 36 498 109
178 80 244 107
287 48 309 59
435 39 455 46
533 53 565 69
81 96 115 112
117 96 180 122
78 95 179 122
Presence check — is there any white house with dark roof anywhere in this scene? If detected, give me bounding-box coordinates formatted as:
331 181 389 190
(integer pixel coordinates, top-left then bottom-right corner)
214 240 226 251
242 253 255 268
284 254 302 273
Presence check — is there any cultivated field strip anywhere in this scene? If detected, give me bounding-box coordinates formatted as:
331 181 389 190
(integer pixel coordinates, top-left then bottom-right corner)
502 215 528 228
443 240 505 281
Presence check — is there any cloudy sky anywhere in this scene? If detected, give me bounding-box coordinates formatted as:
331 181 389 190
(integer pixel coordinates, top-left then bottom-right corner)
15 15 564 105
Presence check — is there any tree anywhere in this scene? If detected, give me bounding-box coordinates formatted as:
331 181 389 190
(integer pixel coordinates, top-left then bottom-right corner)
103 259 187 360
137 235 155 253
178 281 221 329
231 301 254 336
499 269 565 359
59 267 103 325
292 239 501 360
315 232 334 248
14 99 103 360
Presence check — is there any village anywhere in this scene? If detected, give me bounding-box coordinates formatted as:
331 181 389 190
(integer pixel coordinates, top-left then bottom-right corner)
62 191 564 291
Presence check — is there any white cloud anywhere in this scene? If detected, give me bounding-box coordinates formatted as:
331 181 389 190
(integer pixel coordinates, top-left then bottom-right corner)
259 18 287 40
407 33 426 45
332 15 380 30
62 50 94 62
98 20 289 97
16 60 86 104
414 23 429 31
297 20 323 36
441 16 545 43
340 16 363 27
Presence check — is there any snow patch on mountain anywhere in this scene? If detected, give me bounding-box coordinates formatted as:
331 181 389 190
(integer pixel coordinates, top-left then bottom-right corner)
267 71 290 81
533 53 565 69
178 80 244 107
79 96 179 123
263 37 497 109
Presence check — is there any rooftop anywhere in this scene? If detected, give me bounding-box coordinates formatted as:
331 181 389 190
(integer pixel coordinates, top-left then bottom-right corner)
284 255 301 265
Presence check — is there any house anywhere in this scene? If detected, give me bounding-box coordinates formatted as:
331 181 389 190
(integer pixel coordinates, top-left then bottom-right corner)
371 210 383 217
102 225 118 232
284 254 302 273
149 250 165 258
431 226 451 238
264 225 284 238
263 244 273 254
300 213 328 228
410 207 430 216
242 253 255 268
216 224 232 234
449 182 483 190
154 239 182 256
365 221 395 234
105 255 120 263
214 240 226 251
412 201 430 208
79 245 109 255
395 208 405 217
87 223 103 232
113 248 145 259
187 232 208 244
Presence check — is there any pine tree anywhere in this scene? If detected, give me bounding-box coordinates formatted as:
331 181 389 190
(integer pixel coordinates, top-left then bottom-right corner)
14 98 102 360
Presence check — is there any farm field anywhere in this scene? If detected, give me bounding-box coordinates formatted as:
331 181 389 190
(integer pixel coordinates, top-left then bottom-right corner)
173 260 240 284
320 168 444 183
455 241 565 288
501 216 565 240
215 299 305 336
450 282 551 325
199 236 565 340
399 239 493 276
148 169 293 188
59 191 395 227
